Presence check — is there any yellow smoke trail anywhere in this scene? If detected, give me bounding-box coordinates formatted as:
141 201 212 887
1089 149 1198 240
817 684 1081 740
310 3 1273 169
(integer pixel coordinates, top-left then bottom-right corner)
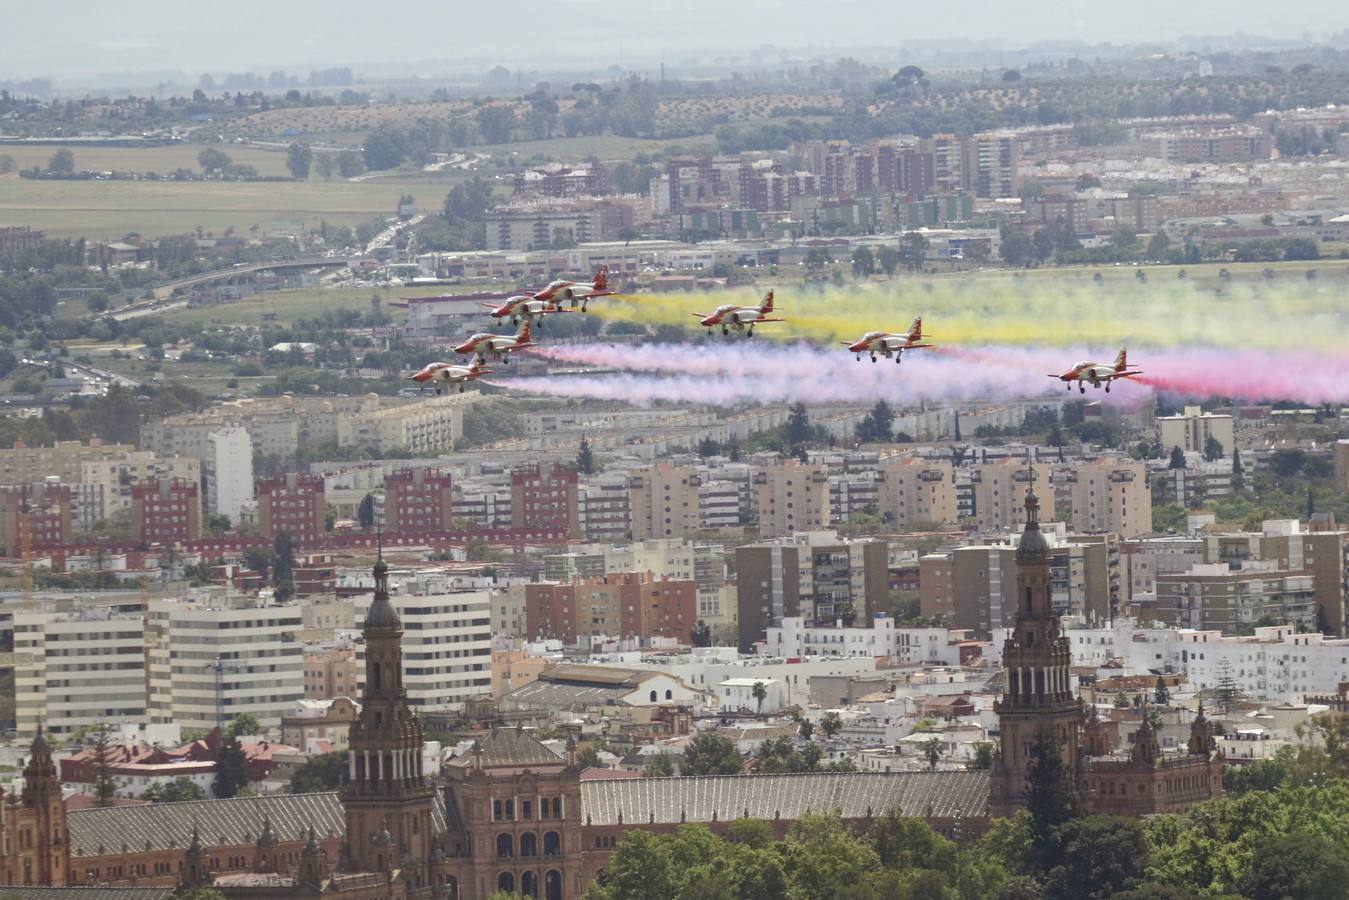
593 273 1349 350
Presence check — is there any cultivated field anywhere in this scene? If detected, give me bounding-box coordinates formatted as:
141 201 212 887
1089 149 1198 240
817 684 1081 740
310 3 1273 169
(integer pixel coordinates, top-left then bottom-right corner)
0 143 292 177
0 177 425 239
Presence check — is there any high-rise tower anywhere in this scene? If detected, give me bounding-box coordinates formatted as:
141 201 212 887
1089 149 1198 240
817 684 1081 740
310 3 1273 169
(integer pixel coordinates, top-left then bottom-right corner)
342 551 436 888
990 472 1083 817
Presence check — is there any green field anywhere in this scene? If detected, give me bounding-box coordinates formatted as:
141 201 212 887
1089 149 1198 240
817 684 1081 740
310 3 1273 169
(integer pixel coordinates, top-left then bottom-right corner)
0 143 293 177
0 176 426 239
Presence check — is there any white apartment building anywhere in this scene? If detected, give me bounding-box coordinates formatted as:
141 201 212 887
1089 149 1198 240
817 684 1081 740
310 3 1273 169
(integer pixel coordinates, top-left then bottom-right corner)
353 574 492 711
765 616 977 667
1158 406 1235 457
146 593 305 731
11 608 148 737
206 426 254 523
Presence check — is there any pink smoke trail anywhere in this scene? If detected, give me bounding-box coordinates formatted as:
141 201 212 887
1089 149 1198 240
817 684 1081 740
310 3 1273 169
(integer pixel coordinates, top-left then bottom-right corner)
502 342 1349 407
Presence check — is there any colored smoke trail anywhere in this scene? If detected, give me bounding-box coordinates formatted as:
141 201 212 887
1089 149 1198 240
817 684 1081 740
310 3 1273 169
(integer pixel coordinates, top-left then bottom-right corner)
501 342 1349 407
590 273 1349 351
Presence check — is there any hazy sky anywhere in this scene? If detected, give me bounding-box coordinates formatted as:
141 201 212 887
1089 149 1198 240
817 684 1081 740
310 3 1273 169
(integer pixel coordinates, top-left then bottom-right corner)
3 0 1343 80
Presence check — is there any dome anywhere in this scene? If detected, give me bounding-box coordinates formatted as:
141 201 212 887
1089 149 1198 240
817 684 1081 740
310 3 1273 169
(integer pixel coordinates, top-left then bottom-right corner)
1016 519 1050 561
364 590 402 632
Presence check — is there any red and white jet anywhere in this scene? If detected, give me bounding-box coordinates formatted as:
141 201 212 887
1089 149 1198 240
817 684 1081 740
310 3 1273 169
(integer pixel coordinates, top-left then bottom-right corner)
483 293 571 328
405 359 492 394
692 290 784 337
453 319 534 364
1049 349 1143 394
530 265 618 312
842 318 932 363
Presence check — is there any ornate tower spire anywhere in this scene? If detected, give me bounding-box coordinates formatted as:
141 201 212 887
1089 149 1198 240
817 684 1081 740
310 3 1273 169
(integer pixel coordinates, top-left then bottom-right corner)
181 822 213 889
342 553 434 883
990 478 1083 817
18 724 68 885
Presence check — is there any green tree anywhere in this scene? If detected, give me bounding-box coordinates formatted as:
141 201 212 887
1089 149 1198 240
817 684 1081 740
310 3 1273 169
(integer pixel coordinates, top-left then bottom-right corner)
899 232 929 271
574 743 603 769
782 812 880 898
143 777 206 802
289 751 347 793
851 246 876 277
690 619 711 647
1168 446 1187 469
642 753 675 778
798 719 815 740
1203 436 1224 462
286 142 313 179
226 712 261 739
357 492 375 529
197 146 232 173
1153 676 1170 706
1243 831 1349 900
820 711 843 738
751 681 768 715
48 147 76 175
1231 448 1245 492
871 813 957 874
271 528 296 602
922 736 944 770
212 734 249 799
681 732 743 776
1025 726 1079 871
576 437 595 475
785 402 813 447
969 742 996 770
877 245 899 275
1043 816 1149 900
89 721 117 806
1146 231 1171 260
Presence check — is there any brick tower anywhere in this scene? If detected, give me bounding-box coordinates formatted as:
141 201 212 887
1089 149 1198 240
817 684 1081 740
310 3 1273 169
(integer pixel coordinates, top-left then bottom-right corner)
342 550 436 889
13 726 69 886
989 472 1083 817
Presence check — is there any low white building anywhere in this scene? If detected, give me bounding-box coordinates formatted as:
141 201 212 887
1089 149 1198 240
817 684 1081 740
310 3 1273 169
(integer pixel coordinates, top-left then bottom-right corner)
716 677 786 714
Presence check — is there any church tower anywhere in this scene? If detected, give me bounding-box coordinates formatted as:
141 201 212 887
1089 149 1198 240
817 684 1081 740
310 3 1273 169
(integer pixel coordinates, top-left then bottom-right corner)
990 474 1083 817
342 551 436 889
15 727 69 886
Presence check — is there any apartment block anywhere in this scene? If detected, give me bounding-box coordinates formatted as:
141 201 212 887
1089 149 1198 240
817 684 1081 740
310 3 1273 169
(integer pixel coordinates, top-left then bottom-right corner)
0 438 135 484
383 467 454 533
205 426 254 523
970 459 1054 531
1155 562 1317 633
630 463 701 540
524 573 698 645
303 647 357 700
511 463 581 539
950 545 1018 636
753 461 830 537
1158 406 1235 457
1337 441 1349 493
1067 459 1150 538
257 472 326 543
0 481 73 550
335 395 466 455
353 581 492 711
146 593 305 731
131 478 201 544
579 473 632 541
11 608 148 737
877 457 957 529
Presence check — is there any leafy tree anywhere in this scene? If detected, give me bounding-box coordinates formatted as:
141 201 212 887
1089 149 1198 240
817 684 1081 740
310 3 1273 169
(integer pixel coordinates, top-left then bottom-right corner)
574 743 603 769
197 146 232 173
177 889 230 900
681 732 743 776
286 142 313 179
969 742 996 770
855 401 895 443
576 436 595 475
751 681 768 714
877 245 899 275
1231 448 1245 492
798 719 815 740
898 232 929 271
48 147 76 175
642 753 675 778
1168 446 1187 469
1268 449 1306 479
289 751 347 793
1043 816 1149 900
271 528 296 602
143 777 206 802
357 492 375 529
1203 436 1224 462
1242 831 1349 900
336 150 366 178
212 734 249 799
820 711 843 738
362 129 404 170
1153 676 1170 706
1146 231 1171 260
690 619 711 647
851 246 875 277
785 402 813 447
226 712 261 739
1025 726 1079 871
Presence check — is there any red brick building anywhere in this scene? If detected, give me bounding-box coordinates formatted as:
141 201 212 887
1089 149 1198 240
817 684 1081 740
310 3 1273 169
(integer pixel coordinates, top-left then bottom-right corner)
511 464 580 541
257 473 325 544
383 468 454 533
131 478 200 544
525 573 698 645
0 481 73 550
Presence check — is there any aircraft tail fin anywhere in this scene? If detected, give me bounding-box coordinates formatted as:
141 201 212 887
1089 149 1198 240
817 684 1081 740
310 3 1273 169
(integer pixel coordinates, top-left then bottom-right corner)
1114 348 1128 372
517 319 533 344
593 265 608 291
908 317 923 340
760 289 775 313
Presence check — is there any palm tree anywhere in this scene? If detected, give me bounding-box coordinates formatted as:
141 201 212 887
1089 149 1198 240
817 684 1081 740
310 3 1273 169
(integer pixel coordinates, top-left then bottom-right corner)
820 711 843 739
751 681 767 715
922 736 944 770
